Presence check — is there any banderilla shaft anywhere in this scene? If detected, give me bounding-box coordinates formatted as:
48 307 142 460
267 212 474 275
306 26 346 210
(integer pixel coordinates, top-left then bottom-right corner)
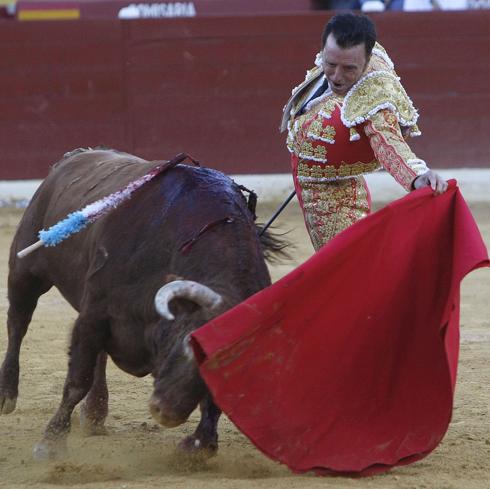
259 189 296 236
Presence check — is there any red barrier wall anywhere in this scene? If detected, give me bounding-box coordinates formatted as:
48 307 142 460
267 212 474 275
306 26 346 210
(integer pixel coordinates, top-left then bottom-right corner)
1 10 489 179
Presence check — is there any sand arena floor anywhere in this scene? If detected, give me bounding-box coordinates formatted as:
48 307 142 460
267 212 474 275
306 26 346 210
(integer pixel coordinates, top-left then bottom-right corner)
0 201 489 489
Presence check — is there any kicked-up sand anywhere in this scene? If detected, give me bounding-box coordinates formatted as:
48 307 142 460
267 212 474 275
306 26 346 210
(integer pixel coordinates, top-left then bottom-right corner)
0 200 489 489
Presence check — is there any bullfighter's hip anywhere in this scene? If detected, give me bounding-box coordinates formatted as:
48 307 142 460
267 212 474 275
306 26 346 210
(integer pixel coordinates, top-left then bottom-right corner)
294 173 372 250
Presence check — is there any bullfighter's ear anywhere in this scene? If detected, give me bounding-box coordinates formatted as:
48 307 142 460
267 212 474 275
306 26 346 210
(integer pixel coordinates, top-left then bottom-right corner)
164 273 184 283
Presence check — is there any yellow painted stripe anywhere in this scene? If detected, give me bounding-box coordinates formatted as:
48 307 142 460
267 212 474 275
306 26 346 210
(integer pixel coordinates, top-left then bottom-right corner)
18 9 81 21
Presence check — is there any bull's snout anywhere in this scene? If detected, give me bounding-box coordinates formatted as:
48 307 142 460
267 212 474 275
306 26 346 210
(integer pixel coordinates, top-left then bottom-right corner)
149 395 187 428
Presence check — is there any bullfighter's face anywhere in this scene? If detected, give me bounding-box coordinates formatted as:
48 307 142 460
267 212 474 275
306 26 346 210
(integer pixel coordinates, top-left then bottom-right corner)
322 33 369 96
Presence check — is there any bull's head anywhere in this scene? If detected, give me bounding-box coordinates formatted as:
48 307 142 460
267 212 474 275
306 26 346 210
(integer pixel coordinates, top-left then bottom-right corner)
149 280 223 427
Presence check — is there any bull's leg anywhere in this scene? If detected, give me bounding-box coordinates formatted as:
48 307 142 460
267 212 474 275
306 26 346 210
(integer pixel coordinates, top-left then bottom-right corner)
33 316 107 460
80 352 109 436
0 275 51 415
178 393 221 458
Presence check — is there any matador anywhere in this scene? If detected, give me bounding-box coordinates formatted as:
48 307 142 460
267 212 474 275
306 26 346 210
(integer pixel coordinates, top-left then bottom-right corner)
281 13 447 250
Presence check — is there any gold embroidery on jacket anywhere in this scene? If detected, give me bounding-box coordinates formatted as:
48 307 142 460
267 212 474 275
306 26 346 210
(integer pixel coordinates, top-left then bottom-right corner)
341 71 418 129
297 160 379 181
349 127 360 141
289 96 343 160
307 118 336 144
287 44 425 185
318 98 339 119
364 110 428 191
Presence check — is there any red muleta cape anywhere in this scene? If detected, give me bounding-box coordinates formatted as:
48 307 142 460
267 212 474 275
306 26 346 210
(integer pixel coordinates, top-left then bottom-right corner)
190 180 489 476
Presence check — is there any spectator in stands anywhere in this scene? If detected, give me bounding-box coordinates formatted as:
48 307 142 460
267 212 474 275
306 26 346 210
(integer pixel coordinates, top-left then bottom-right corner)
319 0 485 11
280 13 447 249
319 0 402 11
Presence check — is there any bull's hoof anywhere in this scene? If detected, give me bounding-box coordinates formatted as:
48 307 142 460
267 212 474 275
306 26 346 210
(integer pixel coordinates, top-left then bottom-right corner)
177 434 218 460
32 438 67 461
0 394 17 415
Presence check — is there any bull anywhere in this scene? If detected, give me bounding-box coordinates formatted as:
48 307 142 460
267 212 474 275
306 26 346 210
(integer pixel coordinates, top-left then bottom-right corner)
0 148 279 459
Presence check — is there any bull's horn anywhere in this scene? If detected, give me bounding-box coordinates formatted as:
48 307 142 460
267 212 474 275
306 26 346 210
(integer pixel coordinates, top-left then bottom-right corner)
154 280 223 321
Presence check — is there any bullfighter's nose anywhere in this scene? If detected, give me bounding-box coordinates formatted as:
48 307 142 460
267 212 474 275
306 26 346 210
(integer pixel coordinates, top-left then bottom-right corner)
149 396 186 428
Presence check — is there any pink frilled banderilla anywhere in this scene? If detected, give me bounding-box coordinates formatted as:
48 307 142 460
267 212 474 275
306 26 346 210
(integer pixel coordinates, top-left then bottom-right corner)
17 152 198 258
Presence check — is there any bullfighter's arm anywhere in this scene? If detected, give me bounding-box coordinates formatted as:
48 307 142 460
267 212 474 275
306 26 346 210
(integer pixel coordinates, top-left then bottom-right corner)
363 109 429 191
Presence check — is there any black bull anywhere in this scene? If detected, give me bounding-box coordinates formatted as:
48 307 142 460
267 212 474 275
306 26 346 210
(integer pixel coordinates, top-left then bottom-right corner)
0 149 278 459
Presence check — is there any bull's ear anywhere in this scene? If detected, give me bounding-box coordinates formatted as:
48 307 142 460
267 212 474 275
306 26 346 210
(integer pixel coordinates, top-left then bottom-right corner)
237 184 257 220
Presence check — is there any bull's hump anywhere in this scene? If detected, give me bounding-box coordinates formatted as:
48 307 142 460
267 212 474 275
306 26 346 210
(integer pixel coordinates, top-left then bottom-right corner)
47 152 155 207
179 165 236 193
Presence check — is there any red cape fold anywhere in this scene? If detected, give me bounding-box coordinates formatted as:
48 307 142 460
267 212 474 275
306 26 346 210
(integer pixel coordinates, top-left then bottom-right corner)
190 180 489 476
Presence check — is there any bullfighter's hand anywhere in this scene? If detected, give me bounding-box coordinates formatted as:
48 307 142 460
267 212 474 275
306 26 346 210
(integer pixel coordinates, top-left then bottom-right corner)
413 170 448 195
